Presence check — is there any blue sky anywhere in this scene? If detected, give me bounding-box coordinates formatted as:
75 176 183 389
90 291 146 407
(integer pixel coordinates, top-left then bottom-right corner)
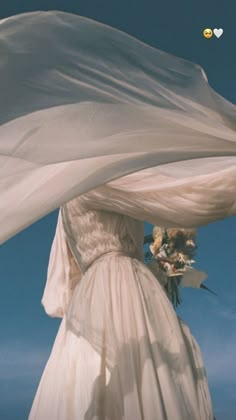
0 1 236 419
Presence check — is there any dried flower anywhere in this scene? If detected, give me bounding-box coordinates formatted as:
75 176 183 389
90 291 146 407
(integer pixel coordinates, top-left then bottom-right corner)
149 226 197 307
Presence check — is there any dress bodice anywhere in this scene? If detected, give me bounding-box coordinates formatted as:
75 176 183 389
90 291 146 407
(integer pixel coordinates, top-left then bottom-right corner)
61 194 144 274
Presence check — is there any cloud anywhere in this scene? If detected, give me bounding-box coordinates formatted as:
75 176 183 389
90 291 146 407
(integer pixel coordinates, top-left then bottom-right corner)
217 307 236 321
0 342 50 381
201 334 236 386
205 294 236 322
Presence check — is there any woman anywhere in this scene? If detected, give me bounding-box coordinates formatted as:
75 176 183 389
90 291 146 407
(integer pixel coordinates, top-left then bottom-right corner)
1 11 236 419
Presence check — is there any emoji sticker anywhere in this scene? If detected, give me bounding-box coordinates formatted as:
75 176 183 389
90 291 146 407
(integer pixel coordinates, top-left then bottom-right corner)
213 28 223 38
203 28 213 39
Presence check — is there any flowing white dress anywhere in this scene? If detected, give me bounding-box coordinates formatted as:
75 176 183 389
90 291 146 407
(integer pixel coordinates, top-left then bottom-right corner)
29 194 213 419
0 10 236 420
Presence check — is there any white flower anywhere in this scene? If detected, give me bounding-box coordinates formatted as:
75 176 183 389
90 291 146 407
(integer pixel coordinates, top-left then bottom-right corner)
157 248 167 258
177 253 185 263
186 239 195 247
186 259 195 265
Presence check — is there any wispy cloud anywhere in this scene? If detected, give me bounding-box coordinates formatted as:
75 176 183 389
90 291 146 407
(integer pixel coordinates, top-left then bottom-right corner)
207 294 236 322
0 342 50 381
217 307 236 321
201 334 236 385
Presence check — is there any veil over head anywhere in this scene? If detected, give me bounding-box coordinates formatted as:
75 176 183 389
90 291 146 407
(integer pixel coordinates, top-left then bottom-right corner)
0 11 236 244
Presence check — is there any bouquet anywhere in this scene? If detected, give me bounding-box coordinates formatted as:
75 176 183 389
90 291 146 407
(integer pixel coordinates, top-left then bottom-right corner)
144 227 215 307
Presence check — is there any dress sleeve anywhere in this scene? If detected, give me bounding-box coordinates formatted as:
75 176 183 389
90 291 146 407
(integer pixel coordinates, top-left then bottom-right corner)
80 161 236 228
41 209 82 318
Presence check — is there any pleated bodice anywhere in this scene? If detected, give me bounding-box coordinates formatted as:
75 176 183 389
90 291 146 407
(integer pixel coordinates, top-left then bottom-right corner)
61 194 145 275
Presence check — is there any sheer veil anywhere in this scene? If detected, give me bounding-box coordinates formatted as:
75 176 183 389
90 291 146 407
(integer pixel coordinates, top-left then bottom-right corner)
0 11 236 244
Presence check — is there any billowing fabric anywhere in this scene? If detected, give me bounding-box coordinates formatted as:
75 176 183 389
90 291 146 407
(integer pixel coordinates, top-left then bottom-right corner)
0 11 236 244
31 195 213 419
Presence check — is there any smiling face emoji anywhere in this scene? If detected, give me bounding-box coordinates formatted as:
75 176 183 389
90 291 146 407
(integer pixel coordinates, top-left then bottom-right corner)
203 28 213 39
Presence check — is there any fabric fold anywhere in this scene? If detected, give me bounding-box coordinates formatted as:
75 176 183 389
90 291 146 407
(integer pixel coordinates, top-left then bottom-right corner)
0 11 236 244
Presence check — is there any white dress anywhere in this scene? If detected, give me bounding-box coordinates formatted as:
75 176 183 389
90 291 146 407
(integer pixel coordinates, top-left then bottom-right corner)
0 11 235 420
29 193 213 420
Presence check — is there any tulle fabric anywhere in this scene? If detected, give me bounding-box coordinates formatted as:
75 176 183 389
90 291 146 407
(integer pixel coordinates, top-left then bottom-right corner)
30 254 213 420
0 11 236 244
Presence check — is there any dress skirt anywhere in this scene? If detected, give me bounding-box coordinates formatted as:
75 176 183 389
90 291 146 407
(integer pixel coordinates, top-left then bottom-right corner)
29 254 213 420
